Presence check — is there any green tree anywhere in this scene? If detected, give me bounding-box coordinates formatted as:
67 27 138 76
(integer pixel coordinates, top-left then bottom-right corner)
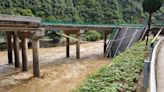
0 0 163 24
118 0 143 23
64 0 81 22
76 0 103 23
45 30 62 43
84 30 101 41
0 0 163 41
98 0 124 23
142 0 163 45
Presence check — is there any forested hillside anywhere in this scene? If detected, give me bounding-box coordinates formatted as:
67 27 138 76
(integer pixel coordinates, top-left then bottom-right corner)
0 0 163 24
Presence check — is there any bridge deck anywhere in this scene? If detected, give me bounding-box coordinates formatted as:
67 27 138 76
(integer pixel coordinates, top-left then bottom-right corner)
157 42 164 92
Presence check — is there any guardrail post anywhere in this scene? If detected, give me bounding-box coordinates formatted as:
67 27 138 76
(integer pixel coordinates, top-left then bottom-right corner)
143 59 150 91
143 43 154 91
149 43 154 61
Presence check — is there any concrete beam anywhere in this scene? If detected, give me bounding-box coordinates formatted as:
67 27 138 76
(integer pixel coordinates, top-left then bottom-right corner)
18 30 45 39
64 30 80 34
0 27 44 32
18 32 33 38
0 14 41 23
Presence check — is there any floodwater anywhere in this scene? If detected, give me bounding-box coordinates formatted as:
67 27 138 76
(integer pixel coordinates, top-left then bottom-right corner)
0 41 109 92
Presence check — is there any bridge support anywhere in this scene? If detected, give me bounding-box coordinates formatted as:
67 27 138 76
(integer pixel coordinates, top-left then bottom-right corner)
103 32 107 54
32 38 40 77
6 32 13 64
76 31 80 59
18 30 44 77
66 34 70 58
31 30 44 77
13 32 20 68
64 30 81 59
21 37 28 71
0 15 45 77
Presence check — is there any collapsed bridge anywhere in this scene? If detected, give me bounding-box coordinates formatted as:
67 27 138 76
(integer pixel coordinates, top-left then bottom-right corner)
0 14 163 77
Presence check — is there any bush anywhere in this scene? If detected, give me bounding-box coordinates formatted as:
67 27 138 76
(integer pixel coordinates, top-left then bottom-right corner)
45 30 62 43
84 30 102 41
73 41 146 92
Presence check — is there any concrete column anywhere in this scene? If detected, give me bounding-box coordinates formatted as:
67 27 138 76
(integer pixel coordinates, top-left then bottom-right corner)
32 38 40 77
13 32 20 68
76 31 80 59
6 32 13 64
66 34 70 58
104 32 107 54
21 37 28 71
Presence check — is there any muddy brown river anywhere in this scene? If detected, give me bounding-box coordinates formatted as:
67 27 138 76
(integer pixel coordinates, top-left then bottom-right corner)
0 41 109 92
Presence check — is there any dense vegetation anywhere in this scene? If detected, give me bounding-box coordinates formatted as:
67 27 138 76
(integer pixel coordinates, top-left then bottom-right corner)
73 41 145 92
83 31 102 41
0 0 163 24
0 0 163 42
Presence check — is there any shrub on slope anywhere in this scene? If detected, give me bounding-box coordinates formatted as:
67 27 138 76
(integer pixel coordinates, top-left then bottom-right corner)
73 41 145 92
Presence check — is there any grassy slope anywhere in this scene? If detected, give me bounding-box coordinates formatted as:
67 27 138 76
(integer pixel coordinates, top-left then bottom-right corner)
73 41 146 92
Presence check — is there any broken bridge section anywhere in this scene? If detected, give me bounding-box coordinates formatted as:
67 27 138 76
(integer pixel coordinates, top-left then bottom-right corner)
0 14 153 77
0 14 45 77
105 27 145 58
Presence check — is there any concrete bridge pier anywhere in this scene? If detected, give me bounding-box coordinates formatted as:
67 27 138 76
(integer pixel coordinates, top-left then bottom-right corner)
21 37 28 71
0 14 45 77
76 31 80 59
103 32 107 54
13 32 20 68
17 30 44 77
18 32 30 72
64 30 80 59
6 32 13 64
32 38 40 77
65 33 70 58
31 30 44 77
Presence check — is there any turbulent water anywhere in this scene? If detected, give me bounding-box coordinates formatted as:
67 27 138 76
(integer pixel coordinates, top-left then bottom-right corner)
0 41 109 92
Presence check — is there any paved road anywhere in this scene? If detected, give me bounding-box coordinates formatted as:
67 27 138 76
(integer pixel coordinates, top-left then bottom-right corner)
156 42 164 92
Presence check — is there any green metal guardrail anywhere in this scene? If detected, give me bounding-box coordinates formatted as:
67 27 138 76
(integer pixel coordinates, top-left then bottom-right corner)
41 18 164 25
41 20 146 28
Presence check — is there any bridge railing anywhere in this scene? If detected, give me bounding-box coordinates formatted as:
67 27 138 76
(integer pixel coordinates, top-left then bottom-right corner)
149 38 164 92
147 28 163 92
41 20 164 29
143 28 163 92
41 20 146 28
